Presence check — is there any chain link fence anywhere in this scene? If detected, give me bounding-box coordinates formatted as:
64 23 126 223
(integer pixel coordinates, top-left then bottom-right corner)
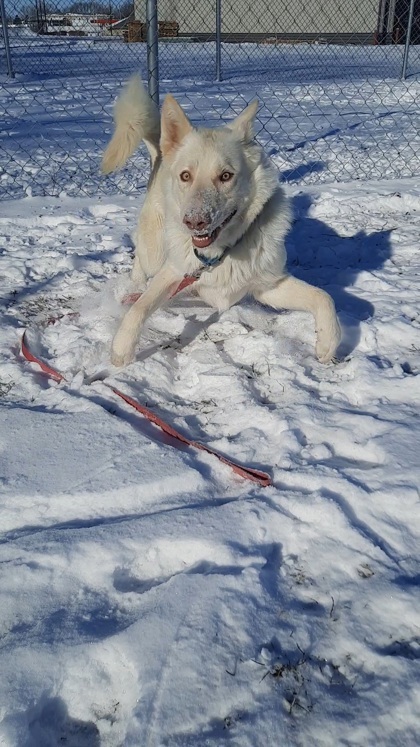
1 0 420 199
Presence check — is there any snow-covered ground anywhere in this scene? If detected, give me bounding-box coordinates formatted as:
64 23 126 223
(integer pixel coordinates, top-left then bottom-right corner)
1 35 420 747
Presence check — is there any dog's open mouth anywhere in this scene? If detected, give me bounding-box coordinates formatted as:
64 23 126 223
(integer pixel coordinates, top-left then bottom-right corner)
191 211 236 249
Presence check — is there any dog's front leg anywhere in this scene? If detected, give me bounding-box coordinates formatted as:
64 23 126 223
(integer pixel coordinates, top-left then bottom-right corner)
253 275 341 363
112 264 183 367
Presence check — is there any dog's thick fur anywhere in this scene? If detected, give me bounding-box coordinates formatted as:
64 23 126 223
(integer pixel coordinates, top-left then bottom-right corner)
103 76 340 367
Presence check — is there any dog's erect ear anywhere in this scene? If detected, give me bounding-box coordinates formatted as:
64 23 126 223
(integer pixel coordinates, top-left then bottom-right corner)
227 100 259 142
160 95 193 157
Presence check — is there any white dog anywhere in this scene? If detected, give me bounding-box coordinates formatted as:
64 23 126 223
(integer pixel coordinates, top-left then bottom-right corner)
102 76 340 367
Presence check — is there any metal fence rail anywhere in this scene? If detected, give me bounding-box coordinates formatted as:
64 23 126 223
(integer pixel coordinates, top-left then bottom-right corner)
1 0 420 199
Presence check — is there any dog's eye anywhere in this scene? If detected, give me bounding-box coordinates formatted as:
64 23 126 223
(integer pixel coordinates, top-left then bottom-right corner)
220 171 234 182
180 171 191 182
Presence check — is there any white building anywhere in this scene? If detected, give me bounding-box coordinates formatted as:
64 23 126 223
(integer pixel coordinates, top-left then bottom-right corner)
35 13 117 37
133 0 407 44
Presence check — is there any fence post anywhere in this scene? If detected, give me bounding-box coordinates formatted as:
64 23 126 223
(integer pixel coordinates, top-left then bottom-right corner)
0 0 15 78
216 0 222 83
215 0 222 82
401 0 415 80
146 0 159 105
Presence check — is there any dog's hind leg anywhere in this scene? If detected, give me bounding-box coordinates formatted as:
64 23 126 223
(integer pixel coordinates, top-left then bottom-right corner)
253 275 340 363
131 253 147 285
130 200 165 287
112 264 184 367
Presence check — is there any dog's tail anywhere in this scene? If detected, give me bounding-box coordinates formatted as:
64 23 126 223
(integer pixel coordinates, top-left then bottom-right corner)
102 75 160 174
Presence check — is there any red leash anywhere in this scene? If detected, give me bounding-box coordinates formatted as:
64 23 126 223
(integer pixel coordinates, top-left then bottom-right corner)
121 275 198 306
20 331 272 487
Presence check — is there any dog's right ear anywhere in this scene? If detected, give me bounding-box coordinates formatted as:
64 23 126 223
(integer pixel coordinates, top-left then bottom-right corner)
160 95 193 157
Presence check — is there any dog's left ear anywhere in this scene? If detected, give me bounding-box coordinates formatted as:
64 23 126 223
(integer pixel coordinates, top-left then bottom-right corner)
227 100 259 142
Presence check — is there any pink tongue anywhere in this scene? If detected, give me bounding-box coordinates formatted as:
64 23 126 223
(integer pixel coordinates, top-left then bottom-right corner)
192 235 213 248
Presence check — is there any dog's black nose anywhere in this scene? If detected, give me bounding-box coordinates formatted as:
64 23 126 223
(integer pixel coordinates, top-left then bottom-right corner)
183 214 211 231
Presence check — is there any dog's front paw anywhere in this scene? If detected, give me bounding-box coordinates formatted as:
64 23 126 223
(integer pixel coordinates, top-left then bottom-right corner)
111 331 136 368
316 315 341 364
111 350 134 368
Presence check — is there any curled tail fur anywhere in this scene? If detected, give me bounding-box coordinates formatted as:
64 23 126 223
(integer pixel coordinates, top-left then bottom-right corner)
102 75 160 174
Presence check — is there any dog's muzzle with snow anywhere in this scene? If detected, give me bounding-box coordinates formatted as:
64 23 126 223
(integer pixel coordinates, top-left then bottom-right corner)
183 206 237 249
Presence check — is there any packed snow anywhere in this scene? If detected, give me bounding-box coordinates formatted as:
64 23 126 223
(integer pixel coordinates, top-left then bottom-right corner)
1 33 420 747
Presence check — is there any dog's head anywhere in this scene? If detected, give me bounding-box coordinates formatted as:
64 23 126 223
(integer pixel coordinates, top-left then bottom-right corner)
160 95 259 250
